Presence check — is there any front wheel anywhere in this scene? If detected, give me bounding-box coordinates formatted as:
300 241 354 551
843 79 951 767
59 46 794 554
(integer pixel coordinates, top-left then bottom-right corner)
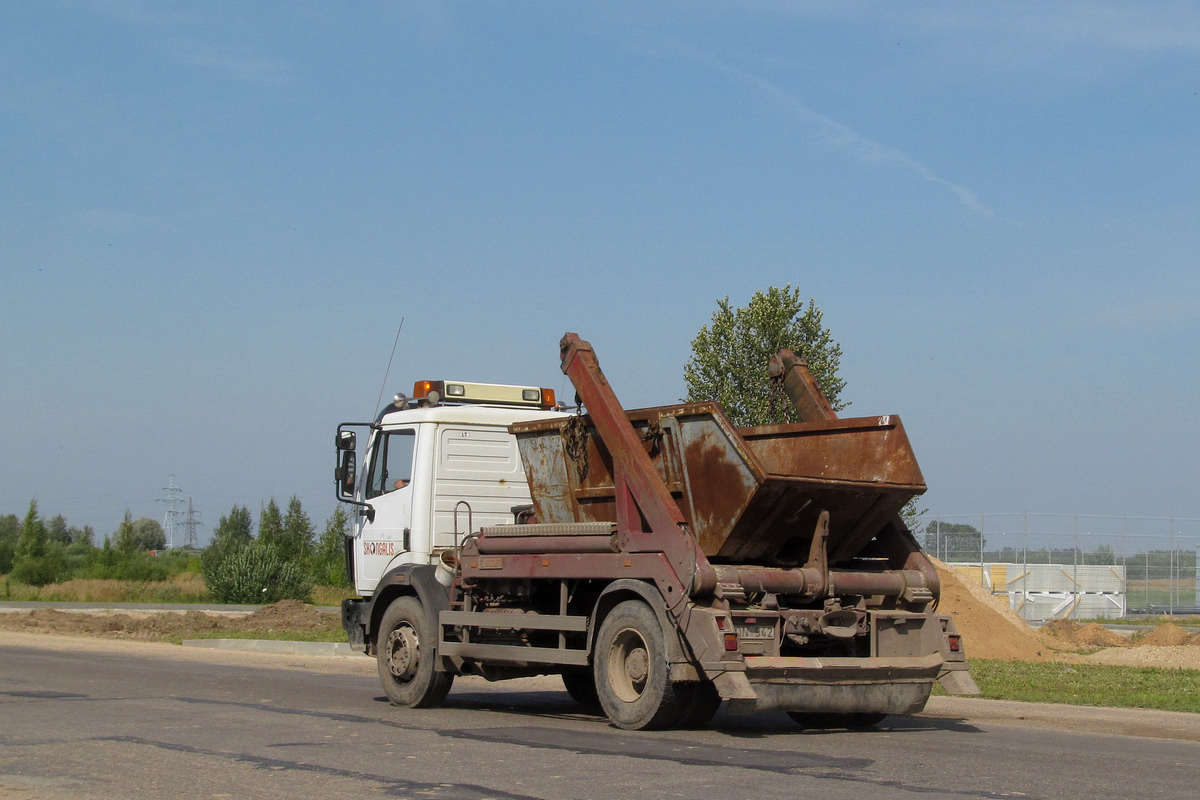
376 596 453 708
594 599 685 730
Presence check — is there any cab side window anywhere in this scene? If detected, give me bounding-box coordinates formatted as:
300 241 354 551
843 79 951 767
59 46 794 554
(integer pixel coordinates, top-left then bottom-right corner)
366 430 416 499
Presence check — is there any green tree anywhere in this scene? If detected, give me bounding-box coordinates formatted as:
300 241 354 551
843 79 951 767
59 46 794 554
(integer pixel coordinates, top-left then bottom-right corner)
71 524 95 547
15 501 49 561
1091 543 1116 566
311 506 351 587
279 496 315 561
922 521 986 563
0 513 19 574
131 518 166 551
47 514 71 546
684 285 846 427
0 540 13 575
257 499 284 551
110 511 138 553
11 500 65 586
201 505 254 576
899 500 928 535
0 514 18 543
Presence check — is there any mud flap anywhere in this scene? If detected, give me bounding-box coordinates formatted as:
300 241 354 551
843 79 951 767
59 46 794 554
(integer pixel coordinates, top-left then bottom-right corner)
712 671 758 715
938 669 982 696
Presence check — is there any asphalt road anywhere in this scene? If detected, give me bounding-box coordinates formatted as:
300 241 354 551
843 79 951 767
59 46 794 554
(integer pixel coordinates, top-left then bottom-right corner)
1 633 1197 800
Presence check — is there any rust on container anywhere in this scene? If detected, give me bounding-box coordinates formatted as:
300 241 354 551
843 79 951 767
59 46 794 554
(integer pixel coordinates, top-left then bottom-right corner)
511 403 925 569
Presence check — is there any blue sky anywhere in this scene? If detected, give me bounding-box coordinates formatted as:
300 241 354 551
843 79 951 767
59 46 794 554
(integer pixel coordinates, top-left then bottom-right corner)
2 2 1197 545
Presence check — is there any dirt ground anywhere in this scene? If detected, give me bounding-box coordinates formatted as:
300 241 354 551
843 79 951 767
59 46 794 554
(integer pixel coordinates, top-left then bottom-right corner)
3 572 1200 669
0 599 340 640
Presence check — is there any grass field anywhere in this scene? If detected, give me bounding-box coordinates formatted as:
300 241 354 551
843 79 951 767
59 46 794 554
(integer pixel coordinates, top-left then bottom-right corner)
963 659 1200 714
2 574 212 603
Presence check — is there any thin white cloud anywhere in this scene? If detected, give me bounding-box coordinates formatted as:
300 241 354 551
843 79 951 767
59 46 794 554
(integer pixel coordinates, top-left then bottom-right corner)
909 2 1200 54
677 44 993 216
169 40 293 86
1072 296 1200 331
81 0 292 85
736 1 1200 54
75 209 174 232
81 0 200 28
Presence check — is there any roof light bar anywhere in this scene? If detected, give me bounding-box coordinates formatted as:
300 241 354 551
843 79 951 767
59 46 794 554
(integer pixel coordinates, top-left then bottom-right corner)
410 380 557 409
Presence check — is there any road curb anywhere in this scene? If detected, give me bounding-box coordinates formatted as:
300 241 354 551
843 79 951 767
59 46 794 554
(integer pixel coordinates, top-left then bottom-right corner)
181 639 362 657
922 695 1200 742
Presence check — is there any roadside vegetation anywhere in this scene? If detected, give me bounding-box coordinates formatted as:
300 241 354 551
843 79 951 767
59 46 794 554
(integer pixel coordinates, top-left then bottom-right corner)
965 659 1200 714
1 498 356 605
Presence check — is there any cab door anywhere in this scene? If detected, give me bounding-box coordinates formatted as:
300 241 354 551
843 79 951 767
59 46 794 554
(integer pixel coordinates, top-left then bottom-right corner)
355 427 418 593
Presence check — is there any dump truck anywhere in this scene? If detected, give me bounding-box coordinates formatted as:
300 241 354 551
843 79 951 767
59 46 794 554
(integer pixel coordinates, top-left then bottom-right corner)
337 333 978 730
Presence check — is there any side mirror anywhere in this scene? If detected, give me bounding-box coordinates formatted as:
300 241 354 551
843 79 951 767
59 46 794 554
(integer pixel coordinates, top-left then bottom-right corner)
336 430 356 451
335 450 356 497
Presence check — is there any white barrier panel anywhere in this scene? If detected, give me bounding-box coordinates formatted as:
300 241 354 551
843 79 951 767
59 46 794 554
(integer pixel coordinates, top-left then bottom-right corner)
948 562 1127 621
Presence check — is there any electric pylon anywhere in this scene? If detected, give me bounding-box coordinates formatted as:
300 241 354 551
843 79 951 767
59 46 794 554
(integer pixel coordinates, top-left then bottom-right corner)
181 497 203 550
157 476 186 550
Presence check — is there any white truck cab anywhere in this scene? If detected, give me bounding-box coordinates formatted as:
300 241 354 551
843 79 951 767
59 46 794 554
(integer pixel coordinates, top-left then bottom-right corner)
336 380 567 597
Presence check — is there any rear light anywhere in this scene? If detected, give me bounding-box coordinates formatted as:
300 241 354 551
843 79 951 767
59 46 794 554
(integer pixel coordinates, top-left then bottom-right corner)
948 634 961 653
724 633 739 651
541 388 556 409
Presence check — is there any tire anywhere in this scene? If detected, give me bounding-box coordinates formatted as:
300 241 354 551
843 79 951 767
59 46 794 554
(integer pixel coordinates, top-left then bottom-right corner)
594 599 685 730
788 712 887 730
376 596 453 708
562 671 601 707
674 680 722 729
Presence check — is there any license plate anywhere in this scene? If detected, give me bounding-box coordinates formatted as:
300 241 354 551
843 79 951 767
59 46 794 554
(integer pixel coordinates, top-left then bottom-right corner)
736 624 775 640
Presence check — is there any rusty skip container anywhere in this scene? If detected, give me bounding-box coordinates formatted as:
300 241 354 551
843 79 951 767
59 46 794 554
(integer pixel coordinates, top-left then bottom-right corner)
510 402 925 569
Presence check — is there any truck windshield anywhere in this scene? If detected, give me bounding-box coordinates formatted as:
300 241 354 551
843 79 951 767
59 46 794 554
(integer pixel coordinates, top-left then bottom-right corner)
366 429 416 499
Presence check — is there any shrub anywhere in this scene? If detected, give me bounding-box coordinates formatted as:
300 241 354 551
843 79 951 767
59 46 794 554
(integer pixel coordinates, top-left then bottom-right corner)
0 538 14 574
10 553 66 587
204 545 313 604
74 549 170 582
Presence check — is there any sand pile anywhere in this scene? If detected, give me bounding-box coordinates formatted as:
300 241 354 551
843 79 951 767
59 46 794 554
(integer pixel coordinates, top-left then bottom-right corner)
1136 623 1200 647
1040 619 1127 648
932 567 1200 668
1085 646 1200 669
932 558 1051 661
241 599 335 630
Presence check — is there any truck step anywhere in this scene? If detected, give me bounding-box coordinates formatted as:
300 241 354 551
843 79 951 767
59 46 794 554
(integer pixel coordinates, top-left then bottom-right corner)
437 640 589 666
439 611 588 632
438 610 591 667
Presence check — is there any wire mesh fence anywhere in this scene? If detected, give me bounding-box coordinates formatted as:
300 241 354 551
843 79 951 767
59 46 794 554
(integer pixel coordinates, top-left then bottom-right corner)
923 513 1200 620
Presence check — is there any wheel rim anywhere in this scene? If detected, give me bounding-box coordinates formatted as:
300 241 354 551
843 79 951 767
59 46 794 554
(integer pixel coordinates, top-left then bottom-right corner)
608 626 650 703
386 624 421 682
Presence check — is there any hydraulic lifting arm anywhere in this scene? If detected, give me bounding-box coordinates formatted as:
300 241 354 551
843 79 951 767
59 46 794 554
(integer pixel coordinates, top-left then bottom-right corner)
558 333 717 599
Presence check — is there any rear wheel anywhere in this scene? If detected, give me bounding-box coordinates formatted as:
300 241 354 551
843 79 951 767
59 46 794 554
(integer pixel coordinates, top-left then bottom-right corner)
594 599 685 730
788 712 887 729
376 596 453 708
561 671 600 707
674 680 722 728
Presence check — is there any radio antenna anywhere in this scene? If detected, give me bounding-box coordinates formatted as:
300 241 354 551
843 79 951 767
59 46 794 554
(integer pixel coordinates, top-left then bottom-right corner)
373 317 406 418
